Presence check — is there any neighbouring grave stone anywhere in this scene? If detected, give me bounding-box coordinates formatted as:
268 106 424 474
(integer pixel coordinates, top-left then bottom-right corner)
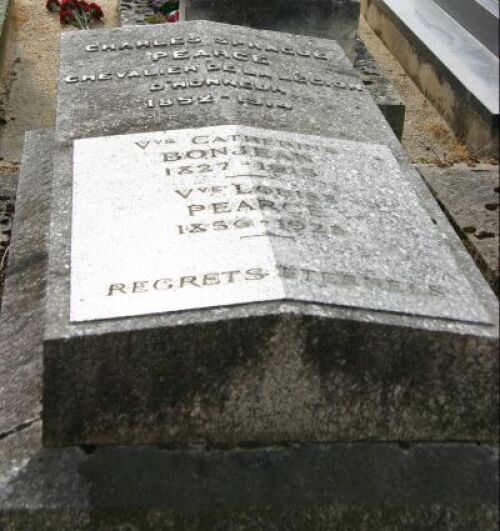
119 0 155 26
362 0 499 156
0 132 50 446
41 22 498 446
419 164 500 296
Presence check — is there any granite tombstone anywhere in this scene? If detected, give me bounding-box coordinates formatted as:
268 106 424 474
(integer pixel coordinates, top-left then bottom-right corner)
0 19 498 528
41 22 498 446
57 22 370 143
118 0 405 138
179 0 406 138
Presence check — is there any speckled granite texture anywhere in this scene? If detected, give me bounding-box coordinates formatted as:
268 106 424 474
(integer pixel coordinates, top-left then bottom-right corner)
0 137 498 522
0 131 51 446
419 164 500 296
41 22 499 446
117 0 405 137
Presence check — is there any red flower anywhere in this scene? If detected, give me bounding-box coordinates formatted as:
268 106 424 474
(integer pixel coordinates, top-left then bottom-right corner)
59 8 74 24
89 2 104 19
90 2 104 20
166 10 179 22
60 0 76 9
46 0 60 12
47 0 104 27
76 0 90 10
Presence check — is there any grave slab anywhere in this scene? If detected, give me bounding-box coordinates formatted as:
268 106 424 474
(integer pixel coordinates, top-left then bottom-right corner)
43 22 498 446
418 164 500 296
56 22 376 146
180 0 406 137
2 130 497 530
117 1 406 139
70 126 486 325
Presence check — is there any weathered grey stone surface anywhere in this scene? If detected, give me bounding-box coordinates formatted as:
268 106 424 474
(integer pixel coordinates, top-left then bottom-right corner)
2 431 498 530
184 0 361 62
419 164 500 296
353 37 405 139
116 5 406 139
0 172 16 199
56 22 372 145
1 129 498 530
0 131 52 446
181 0 406 137
44 22 498 446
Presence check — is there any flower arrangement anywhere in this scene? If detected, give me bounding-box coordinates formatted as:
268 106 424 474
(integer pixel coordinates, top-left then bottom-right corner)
46 0 104 29
150 0 179 23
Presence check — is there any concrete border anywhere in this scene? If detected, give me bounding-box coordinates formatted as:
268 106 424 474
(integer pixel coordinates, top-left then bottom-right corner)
361 0 499 156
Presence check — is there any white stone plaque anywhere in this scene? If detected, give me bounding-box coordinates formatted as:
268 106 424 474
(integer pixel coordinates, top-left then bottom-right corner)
70 125 490 323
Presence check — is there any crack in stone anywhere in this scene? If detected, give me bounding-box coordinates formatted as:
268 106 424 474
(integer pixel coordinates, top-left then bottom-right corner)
0 417 40 442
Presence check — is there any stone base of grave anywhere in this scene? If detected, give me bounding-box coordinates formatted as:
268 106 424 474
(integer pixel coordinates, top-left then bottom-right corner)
183 0 360 59
2 426 498 530
0 132 498 531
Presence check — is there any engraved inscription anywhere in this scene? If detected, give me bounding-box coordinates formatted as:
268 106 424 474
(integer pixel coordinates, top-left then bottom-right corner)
70 126 489 324
61 32 363 115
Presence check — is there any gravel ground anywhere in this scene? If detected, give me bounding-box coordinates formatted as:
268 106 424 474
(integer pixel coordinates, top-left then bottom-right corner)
0 0 119 290
0 0 119 165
